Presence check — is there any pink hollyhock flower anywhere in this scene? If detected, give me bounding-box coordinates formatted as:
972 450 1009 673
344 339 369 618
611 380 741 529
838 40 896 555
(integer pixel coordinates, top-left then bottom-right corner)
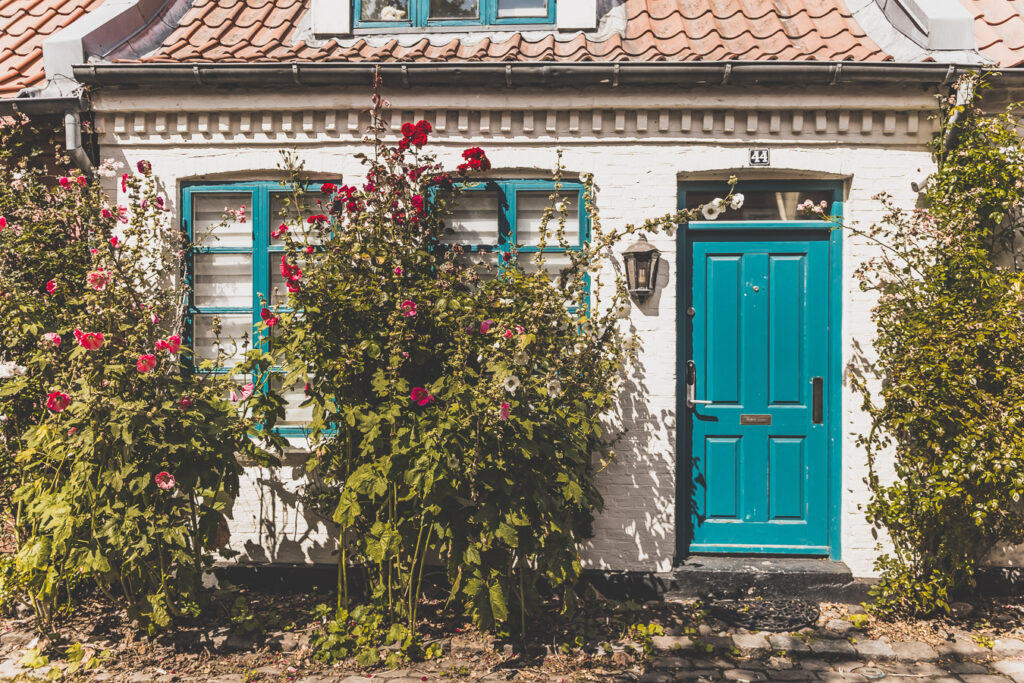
410 387 434 406
58 177 70 188
305 245 314 254
499 402 511 421
0 217 6 231
260 308 279 327
177 397 192 410
109 236 119 248
515 325 525 335
480 320 495 334
67 427 76 435
74 330 104 350
503 329 514 339
136 354 157 373
401 300 417 317
394 266 403 275
42 333 61 347
76 176 86 187
155 471 175 490
271 223 288 239
87 268 109 291
46 391 71 413
166 334 181 353
45 280 56 294
231 383 255 402
118 206 128 223
101 208 113 219
121 173 128 193
90 248 98 254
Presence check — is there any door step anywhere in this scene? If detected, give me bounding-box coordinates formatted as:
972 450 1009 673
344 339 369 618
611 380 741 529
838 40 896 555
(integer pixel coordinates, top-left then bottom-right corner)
664 557 871 603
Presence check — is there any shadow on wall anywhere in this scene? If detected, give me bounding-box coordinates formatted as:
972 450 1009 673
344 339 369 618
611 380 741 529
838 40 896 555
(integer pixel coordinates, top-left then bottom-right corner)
582 256 677 571
222 454 337 566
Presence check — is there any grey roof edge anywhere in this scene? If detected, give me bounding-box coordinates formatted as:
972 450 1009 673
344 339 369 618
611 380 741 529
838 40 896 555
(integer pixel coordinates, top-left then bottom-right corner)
71 61 1024 90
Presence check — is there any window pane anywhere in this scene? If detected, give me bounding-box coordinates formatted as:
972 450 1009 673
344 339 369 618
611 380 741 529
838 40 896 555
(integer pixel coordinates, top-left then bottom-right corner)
442 189 499 245
458 251 499 283
515 191 580 246
194 253 253 308
686 190 833 221
497 0 547 17
270 192 324 244
272 376 314 427
430 0 478 19
192 193 251 248
361 0 408 20
193 314 252 368
269 254 301 306
517 252 576 286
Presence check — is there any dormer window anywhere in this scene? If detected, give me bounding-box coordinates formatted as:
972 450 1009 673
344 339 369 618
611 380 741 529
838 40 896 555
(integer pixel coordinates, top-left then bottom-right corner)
356 0 553 27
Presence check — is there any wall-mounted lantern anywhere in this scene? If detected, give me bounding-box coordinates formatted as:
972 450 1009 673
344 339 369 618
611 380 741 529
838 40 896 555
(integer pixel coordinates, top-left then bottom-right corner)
622 235 661 303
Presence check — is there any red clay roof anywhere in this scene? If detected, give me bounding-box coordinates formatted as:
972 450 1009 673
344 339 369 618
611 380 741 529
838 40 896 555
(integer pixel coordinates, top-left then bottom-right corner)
0 0 107 98
124 0 891 64
961 0 1024 67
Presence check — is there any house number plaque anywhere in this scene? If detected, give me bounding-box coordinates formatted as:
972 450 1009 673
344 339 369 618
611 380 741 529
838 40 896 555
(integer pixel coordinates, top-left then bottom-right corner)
749 148 770 166
740 414 772 425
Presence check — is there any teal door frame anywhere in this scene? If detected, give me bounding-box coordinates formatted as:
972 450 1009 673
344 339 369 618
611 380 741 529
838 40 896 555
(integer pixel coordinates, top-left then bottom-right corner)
675 180 844 561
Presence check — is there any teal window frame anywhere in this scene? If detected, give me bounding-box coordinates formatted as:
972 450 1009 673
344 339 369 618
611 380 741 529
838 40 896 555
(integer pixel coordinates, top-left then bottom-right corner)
451 179 590 311
354 0 554 28
182 180 330 437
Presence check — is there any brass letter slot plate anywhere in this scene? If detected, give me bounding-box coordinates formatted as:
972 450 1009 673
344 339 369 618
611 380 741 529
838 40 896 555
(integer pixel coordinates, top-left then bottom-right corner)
740 414 772 425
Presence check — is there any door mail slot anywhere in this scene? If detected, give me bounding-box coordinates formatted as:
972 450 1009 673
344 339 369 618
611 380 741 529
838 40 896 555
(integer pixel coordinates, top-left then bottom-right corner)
740 414 772 425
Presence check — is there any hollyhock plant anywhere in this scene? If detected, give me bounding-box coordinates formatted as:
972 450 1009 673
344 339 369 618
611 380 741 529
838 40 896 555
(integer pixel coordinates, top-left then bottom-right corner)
0 145 274 632
238 84 739 654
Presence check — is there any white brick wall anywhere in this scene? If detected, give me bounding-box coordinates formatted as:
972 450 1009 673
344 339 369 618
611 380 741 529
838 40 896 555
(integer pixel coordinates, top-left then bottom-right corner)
92 85 963 578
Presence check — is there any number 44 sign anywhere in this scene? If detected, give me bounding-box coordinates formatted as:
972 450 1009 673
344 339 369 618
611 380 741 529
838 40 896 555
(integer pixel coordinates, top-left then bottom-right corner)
749 148 770 166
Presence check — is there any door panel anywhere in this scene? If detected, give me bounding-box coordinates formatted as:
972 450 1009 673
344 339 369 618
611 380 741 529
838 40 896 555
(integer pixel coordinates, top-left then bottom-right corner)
688 237 829 554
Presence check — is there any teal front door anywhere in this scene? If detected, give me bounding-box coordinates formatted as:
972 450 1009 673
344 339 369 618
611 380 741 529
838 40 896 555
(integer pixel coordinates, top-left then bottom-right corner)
686 234 831 554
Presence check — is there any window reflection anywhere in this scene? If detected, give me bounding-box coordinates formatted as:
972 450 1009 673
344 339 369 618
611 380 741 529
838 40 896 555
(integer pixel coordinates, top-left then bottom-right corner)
361 0 409 21
688 190 833 221
497 0 547 17
429 0 478 18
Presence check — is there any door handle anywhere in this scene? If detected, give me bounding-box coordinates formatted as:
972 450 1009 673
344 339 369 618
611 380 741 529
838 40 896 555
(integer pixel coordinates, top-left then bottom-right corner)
686 360 713 409
812 376 823 424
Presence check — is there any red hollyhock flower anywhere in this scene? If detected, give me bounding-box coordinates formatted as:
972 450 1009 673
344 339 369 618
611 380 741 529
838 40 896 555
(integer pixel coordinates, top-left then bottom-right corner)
45 280 56 294
401 300 417 317
46 391 71 413
260 307 279 326
121 173 129 193
271 223 288 239
137 160 152 175
321 183 337 194
177 397 192 410
458 147 491 172
155 471 176 490
74 329 104 350
76 175 87 187
410 387 434 406
58 177 70 188
136 354 157 373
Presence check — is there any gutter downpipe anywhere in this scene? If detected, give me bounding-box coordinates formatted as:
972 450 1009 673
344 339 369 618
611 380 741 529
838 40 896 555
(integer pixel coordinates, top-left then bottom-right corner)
65 109 93 176
0 93 92 174
941 76 977 157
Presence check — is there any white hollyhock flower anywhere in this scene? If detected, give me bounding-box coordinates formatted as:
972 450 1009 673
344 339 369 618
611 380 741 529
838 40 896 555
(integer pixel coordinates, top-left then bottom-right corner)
730 193 745 210
547 379 562 397
701 202 722 220
503 375 521 393
0 362 26 379
614 302 631 319
513 351 529 366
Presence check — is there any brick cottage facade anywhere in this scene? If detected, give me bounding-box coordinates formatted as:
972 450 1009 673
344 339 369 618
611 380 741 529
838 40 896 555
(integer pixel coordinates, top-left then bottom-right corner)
2 0 1024 580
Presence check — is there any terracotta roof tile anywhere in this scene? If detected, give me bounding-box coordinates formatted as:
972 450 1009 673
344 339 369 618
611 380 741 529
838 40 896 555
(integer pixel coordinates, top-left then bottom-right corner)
119 0 890 65
960 0 1024 67
0 0 106 98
